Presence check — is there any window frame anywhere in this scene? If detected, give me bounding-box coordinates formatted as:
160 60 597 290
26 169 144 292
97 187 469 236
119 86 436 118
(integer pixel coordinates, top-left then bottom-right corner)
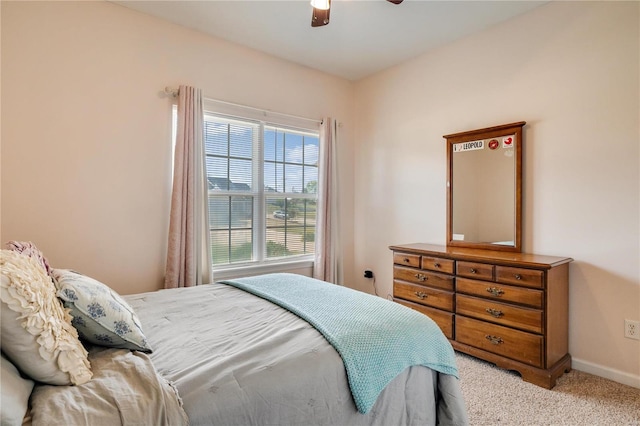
202 99 321 276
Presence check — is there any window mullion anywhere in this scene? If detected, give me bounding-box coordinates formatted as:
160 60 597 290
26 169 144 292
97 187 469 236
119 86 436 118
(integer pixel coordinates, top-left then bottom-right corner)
227 195 232 263
254 123 265 262
226 124 232 263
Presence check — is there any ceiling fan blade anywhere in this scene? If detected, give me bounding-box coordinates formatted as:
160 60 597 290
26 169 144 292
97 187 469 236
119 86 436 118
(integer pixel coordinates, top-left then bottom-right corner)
386 0 404 4
311 6 330 27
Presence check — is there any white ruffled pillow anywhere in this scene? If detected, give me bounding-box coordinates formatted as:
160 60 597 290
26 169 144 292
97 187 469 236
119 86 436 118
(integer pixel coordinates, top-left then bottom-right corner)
0 250 92 385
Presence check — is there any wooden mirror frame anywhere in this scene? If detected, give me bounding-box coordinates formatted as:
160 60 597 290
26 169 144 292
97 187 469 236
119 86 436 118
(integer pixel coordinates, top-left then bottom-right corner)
445 121 525 253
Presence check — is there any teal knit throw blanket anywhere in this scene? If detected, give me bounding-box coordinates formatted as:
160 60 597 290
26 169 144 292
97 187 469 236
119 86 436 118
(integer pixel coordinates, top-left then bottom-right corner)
221 273 459 414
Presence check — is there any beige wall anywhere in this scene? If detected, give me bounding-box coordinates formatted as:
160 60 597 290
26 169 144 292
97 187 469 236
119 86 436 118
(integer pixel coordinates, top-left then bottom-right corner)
2 0 638 387
353 1 639 386
0 1 355 294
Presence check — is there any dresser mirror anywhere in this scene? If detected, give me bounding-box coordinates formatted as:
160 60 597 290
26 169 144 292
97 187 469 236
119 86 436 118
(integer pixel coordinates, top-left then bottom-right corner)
445 121 525 252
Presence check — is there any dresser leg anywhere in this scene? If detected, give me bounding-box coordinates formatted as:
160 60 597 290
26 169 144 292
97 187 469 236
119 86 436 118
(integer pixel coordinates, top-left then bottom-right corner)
518 354 572 389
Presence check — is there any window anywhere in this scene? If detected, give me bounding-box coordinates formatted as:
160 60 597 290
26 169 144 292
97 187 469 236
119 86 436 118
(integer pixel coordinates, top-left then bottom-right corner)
202 105 319 269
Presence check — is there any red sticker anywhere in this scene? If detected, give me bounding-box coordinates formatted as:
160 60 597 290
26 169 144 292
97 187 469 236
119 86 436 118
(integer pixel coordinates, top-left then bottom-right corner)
488 139 499 150
503 136 513 146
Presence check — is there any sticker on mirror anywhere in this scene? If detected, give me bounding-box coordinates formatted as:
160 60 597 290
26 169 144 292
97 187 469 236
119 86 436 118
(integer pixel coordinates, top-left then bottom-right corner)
502 135 515 148
454 140 484 152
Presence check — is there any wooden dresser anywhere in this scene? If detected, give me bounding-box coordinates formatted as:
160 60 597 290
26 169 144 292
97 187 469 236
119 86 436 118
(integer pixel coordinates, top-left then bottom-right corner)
390 243 572 388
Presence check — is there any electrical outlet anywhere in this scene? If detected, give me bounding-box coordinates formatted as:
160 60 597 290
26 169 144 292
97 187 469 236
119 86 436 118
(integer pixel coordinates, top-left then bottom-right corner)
625 319 640 340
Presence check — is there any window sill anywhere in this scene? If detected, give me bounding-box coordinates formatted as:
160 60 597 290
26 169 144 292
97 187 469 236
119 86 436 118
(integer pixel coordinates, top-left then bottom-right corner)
211 258 314 282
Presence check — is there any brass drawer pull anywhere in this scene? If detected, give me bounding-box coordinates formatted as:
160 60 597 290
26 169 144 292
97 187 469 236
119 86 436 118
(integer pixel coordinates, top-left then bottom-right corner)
414 291 428 300
485 308 504 318
414 273 427 282
486 287 505 297
470 268 477 274
485 335 504 345
515 274 522 280
403 257 410 263
434 262 441 268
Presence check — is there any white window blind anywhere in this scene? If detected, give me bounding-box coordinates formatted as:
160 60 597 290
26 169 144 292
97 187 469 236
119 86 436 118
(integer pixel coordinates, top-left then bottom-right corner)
202 100 320 269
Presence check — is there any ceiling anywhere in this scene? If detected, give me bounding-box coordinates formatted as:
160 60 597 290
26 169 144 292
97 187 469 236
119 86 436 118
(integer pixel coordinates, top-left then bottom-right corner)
114 0 547 81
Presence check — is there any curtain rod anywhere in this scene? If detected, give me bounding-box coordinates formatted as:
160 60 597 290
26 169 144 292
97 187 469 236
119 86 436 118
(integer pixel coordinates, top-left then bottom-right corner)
164 86 322 126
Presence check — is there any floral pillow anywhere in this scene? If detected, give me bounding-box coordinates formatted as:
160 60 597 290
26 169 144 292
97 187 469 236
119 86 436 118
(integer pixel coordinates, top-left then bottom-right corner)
0 250 92 386
52 269 152 353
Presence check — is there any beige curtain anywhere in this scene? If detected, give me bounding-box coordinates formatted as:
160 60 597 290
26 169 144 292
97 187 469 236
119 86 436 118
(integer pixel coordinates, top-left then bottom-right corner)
314 118 342 284
164 85 211 288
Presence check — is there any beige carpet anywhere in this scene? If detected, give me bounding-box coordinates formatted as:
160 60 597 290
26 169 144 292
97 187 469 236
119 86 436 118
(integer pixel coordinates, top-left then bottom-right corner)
456 352 640 425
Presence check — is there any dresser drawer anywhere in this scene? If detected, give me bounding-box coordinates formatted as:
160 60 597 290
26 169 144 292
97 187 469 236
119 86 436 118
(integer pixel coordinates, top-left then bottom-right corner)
457 261 494 281
456 277 543 308
395 299 454 339
394 280 454 311
421 256 455 274
393 252 421 268
393 266 454 291
456 294 543 334
496 266 544 289
456 316 543 367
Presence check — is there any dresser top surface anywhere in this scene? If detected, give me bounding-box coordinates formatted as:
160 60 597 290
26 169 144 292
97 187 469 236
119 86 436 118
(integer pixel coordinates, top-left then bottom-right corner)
389 243 573 269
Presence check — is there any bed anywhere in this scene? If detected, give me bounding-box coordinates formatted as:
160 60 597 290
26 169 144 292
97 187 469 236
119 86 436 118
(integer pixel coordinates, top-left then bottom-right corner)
1 244 468 426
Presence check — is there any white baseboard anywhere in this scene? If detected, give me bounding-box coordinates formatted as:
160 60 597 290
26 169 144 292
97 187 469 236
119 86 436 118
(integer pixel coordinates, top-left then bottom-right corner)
572 357 640 389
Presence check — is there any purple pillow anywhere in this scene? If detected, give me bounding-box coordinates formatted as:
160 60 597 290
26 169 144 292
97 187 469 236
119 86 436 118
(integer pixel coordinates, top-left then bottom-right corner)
5 241 52 275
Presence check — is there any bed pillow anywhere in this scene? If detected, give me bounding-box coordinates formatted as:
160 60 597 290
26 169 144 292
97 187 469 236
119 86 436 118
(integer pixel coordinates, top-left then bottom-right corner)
0 250 93 386
5 240 52 276
1 353 35 425
52 269 152 353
